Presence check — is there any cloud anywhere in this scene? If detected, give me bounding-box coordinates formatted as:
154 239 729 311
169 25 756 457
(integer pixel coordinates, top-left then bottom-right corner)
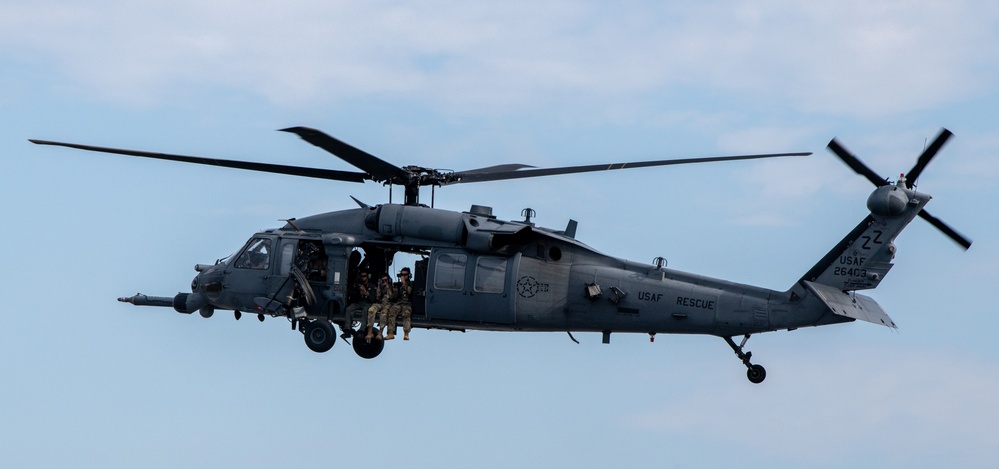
627 346 999 467
3 1 997 118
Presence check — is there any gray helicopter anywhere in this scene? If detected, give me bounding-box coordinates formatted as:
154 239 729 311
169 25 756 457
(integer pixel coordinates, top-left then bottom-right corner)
29 127 970 383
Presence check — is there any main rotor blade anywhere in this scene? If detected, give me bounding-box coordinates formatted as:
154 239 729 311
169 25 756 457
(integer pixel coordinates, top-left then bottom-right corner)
918 209 972 250
906 128 953 188
457 163 536 175
280 127 409 182
29 139 367 183
827 138 888 187
447 152 811 184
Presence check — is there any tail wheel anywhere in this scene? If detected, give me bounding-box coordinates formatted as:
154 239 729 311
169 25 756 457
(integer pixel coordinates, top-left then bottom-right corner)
303 320 335 353
747 364 766 384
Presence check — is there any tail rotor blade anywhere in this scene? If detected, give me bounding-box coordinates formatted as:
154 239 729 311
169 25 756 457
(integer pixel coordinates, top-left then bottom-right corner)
918 209 972 250
906 128 953 188
827 138 888 187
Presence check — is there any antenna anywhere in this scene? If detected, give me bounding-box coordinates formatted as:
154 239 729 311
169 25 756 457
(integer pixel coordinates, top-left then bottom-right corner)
521 208 536 224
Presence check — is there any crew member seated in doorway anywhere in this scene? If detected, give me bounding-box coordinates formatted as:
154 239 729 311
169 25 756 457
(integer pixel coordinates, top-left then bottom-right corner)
347 270 375 327
365 273 398 341
387 267 414 341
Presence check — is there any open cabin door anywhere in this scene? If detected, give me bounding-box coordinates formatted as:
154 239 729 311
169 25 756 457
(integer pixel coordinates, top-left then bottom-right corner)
246 234 342 317
425 248 519 324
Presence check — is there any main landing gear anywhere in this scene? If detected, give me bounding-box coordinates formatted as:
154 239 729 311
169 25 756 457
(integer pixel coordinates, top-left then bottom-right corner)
302 319 336 353
351 330 384 359
724 334 767 384
298 319 385 359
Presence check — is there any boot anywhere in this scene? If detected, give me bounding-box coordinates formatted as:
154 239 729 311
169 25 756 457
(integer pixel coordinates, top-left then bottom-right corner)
376 327 384 340
404 332 410 340
364 327 373 341
385 333 395 340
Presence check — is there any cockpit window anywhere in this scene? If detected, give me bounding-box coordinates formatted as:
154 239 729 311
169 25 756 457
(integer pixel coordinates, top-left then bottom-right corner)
234 238 272 270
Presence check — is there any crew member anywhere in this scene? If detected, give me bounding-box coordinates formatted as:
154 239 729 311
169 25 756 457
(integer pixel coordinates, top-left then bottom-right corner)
347 270 375 328
387 267 414 340
365 273 398 341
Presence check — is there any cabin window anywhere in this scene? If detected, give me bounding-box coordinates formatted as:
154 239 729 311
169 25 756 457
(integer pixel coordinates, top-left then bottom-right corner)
279 242 296 276
234 238 272 270
474 256 506 293
434 253 467 291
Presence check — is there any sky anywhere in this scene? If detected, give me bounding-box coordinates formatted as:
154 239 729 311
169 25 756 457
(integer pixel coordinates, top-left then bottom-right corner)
2 1 998 467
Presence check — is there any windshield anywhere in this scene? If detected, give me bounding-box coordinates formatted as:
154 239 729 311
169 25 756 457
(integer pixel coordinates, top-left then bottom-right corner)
234 238 272 270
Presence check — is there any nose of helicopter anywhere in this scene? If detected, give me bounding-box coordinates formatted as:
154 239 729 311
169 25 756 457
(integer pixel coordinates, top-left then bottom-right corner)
191 264 225 299
183 264 225 316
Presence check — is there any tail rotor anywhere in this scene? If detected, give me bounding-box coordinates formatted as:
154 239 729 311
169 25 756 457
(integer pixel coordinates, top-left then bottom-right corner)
827 128 971 250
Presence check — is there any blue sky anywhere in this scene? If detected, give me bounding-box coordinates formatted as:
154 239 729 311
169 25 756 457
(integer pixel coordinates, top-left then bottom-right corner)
2 1 998 467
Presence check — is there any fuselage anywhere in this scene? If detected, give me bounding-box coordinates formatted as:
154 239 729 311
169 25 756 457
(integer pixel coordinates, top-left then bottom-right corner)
183 203 846 338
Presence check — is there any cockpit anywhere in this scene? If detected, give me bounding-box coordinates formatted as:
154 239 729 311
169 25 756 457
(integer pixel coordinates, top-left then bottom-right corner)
234 237 272 270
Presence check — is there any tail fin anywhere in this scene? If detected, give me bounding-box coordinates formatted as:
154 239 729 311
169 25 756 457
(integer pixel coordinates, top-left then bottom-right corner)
799 184 928 291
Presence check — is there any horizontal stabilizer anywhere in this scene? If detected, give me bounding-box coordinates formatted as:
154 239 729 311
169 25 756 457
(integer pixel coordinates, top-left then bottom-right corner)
803 281 897 329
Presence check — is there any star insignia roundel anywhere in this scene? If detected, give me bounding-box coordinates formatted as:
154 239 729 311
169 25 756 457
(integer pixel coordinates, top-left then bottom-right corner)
517 276 540 298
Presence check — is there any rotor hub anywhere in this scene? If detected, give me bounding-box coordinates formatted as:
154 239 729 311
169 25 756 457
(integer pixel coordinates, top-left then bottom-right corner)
867 185 910 217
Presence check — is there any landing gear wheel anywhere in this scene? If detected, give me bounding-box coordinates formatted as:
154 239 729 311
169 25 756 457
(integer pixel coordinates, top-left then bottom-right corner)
747 364 766 384
303 320 335 353
724 335 768 384
352 330 384 359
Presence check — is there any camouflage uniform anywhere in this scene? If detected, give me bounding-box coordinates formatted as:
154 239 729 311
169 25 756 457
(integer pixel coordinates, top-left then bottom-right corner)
365 276 398 340
386 267 414 340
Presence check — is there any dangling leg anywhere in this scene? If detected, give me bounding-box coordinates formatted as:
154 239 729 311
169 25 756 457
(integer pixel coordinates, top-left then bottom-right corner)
365 304 379 341
376 305 387 340
402 304 412 340
385 305 400 340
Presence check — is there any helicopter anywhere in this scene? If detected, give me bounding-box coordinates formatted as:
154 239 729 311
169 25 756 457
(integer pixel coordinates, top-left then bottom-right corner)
29 126 970 383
